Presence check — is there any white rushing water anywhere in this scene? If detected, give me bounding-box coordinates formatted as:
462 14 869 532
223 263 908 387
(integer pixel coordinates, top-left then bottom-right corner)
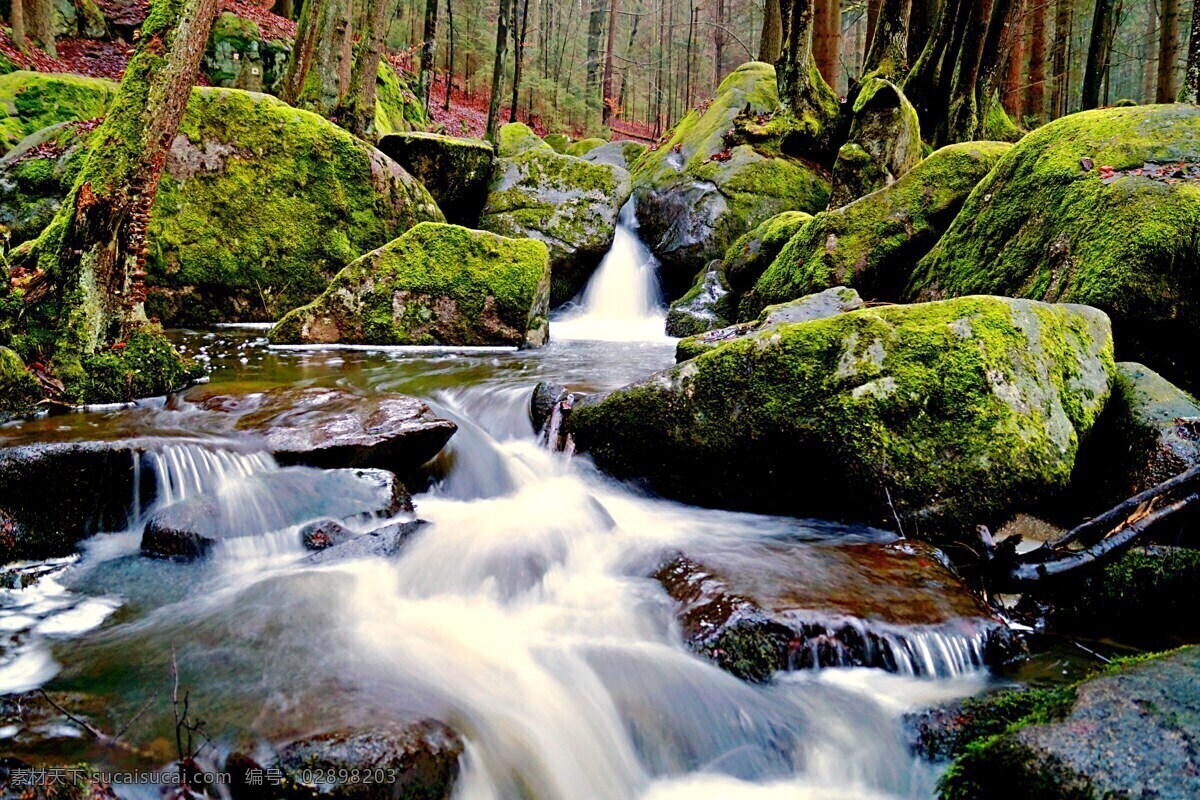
553 200 673 343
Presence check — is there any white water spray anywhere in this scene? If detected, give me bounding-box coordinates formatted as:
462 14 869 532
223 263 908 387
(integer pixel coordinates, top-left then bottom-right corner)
553 201 672 342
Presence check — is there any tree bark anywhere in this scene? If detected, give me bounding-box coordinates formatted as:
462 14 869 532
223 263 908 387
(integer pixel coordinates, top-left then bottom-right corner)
586 0 605 104
814 0 841 87
907 0 937 63
760 0 784 61
1024 0 1047 122
509 0 530 122
282 0 353 118
10 0 26 55
714 0 727 85
19 0 221 392
602 0 620 122
1143 0 1160 102
337 0 393 138
777 0 816 110
1158 0 1182 101
1082 0 1116 109
864 0 882 60
275 0 295 18
1184 0 1200 101
939 0 1022 144
444 0 455 111
419 0 440 112
1050 0 1073 115
863 0 913 78
1003 1 1025 119
485 0 511 141
31 0 54 58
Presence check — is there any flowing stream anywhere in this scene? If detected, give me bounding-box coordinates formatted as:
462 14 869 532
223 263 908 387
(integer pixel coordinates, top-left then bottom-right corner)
0 215 1000 799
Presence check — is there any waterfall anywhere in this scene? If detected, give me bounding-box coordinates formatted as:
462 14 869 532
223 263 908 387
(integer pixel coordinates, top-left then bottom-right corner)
145 442 278 507
553 200 671 342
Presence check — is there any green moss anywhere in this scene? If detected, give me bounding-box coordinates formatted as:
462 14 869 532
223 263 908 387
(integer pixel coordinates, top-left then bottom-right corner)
203 12 291 94
0 120 93 247
496 122 550 157
570 296 1114 536
372 61 429 137
271 222 551 347
69 327 203 404
543 133 570 153
565 137 605 157
744 141 1012 317
909 104 1200 390
983 102 1025 143
722 210 813 292
0 345 40 411
0 71 116 154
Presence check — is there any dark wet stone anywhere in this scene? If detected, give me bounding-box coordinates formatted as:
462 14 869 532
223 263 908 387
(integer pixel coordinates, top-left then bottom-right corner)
141 468 411 560
274 721 463 800
300 519 356 551
664 260 733 338
197 387 457 477
376 132 494 226
652 539 1016 683
305 521 425 565
939 647 1200 800
225 751 272 800
529 382 568 435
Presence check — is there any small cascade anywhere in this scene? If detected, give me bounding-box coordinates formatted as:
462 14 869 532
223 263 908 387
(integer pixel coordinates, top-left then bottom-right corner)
554 200 671 342
145 442 277 507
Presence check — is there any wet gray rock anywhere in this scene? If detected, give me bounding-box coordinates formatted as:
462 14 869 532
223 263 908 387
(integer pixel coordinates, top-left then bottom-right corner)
664 261 734 338
939 646 1200 800
305 520 425 565
529 382 569 435
274 721 463 800
300 519 356 551
581 140 648 172
376 132 495 226
675 286 862 362
196 387 457 478
141 468 411 559
652 538 1015 683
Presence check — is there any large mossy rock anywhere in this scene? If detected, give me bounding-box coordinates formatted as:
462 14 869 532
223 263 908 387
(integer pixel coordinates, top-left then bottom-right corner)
582 139 648 171
664 260 734 337
202 11 291 94
377 131 494 225
937 647 1200 800
373 61 430 136
0 71 116 154
6 88 444 324
566 296 1114 538
270 222 551 348
908 105 1200 391
743 142 1012 318
480 127 632 307
632 62 833 295
828 78 923 209
723 210 812 293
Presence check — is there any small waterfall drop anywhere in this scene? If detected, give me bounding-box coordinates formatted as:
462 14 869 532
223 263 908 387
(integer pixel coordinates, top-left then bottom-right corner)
146 442 278 507
554 200 671 342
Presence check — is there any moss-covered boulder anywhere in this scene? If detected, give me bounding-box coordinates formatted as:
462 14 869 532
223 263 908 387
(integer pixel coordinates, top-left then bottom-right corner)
675 286 862 361
828 78 922 209
743 142 1012 318
566 296 1114 538
937 647 1200 800
377 131 494 225
0 71 116 154
479 140 632 306
202 11 291 94
582 139 647 171
373 61 430 136
4 88 443 324
908 105 1200 391
632 62 832 295
723 210 812 292
270 222 551 348
49 0 109 39
543 133 571 153
664 260 733 337
0 346 39 413
565 137 605 157
495 121 550 157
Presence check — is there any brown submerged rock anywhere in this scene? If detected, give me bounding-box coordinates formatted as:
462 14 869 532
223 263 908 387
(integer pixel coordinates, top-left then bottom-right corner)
653 538 1015 683
196 387 457 477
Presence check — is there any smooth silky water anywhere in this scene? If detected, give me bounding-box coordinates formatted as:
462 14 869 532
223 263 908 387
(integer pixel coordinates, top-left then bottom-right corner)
0 210 996 799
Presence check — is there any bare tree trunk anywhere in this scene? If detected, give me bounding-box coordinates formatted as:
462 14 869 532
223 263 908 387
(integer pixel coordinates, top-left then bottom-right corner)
1082 0 1116 109
656 0 665 134
444 0 455 111
282 0 353 117
485 0 511 141
602 0 620 122
1050 0 1073 115
777 0 816 109
1184 0 1200 101
31 0 54 58
10 0 26 55
863 0 913 78
939 0 1022 144
419 0 440 112
686 0 696 108
1158 0 1182 101
510 0 530 121
338 0 393 138
814 0 841 86
1025 0 1047 121
1143 0 1160 102
760 0 784 61
1003 1 1026 118
864 0 882 60
586 0 605 106
276 0 295 18
714 0 727 85
907 0 937 63
19 0 221 397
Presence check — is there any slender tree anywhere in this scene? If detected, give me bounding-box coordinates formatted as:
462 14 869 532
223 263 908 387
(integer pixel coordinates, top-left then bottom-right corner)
1184 0 1200 101
1050 0 1074 116
485 0 511 140
282 0 353 118
1082 0 1117 109
17 0 221 397
862 0 914 78
814 0 841 87
761 0 784 61
777 0 815 108
864 0 882 59
419 0 440 112
1003 1 1026 118
1025 0 1047 122
443 0 455 111
1158 0 1182 101
276 0 295 18
714 0 727 84
10 0 26 55
602 0 620 122
586 0 605 105
908 0 937 63
30 0 54 58
337 0 394 137
1143 0 1160 102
